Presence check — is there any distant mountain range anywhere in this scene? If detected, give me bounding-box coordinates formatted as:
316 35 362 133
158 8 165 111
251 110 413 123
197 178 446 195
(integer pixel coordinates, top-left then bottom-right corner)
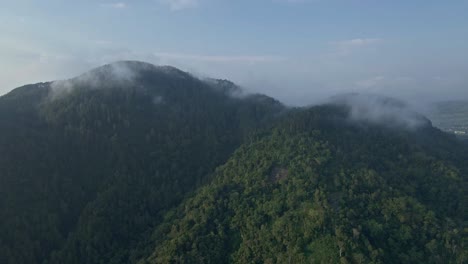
428 100 468 138
0 61 466 264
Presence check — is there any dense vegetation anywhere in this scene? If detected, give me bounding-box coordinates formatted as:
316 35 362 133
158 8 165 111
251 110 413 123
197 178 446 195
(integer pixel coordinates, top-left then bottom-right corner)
0 61 466 264
145 106 467 264
0 62 284 264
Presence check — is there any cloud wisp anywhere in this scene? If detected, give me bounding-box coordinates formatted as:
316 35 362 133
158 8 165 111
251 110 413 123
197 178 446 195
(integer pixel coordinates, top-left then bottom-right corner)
356 76 385 89
153 52 285 63
100 2 127 9
160 0 199 10
330 93 429 130
332 38 382 47
49 61 140 99
330 38 382 56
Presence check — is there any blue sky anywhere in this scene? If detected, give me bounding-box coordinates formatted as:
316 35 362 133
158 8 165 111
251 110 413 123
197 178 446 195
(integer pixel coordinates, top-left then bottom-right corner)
1 0 468 105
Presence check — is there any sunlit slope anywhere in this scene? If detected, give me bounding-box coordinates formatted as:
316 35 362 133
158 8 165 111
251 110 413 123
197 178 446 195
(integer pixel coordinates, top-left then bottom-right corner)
144 106 467 264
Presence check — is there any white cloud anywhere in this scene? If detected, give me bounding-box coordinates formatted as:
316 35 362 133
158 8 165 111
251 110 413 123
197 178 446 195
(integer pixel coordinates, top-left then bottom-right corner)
330 38 382 56
153 52 284 63
94 40 114 46
333 38 382 47
330 93 428 130
160 0 199 10
356 76 385 88
100 2 127 9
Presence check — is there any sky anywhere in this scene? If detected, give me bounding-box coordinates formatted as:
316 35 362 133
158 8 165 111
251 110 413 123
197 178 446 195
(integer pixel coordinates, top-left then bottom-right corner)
1 0 468 105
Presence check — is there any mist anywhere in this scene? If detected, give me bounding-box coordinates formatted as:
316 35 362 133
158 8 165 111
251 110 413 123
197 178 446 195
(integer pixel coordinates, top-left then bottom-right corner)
48 61 180 100
42 58 462 131
17 49 467 112
328 93 430 130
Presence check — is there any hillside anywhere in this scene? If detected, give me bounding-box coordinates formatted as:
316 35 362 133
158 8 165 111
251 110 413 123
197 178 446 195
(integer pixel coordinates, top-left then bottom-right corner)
145 106 467 264
0 61 284 264
0 62 466 264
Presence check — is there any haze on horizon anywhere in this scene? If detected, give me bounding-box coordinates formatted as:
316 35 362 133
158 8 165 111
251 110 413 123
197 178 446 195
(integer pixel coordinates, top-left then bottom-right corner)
1 0 467 106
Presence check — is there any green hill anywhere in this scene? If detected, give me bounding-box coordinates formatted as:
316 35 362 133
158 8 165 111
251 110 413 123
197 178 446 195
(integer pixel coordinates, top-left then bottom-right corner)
0 61 284 264
144 106 467 264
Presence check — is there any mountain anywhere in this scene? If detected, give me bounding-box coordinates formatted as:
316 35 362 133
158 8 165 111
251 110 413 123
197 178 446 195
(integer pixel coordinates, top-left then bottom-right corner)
0 61 466 264
144 106 467 264
0 61 284 264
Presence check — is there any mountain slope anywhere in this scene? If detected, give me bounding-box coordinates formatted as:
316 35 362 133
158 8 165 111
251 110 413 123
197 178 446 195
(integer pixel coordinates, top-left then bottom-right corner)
0 61 284 264
144 106 467 264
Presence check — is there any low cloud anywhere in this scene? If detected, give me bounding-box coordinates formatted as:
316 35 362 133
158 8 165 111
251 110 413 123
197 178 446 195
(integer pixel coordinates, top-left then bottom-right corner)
2 36 467 109
329 93 429 130
49 61 139 99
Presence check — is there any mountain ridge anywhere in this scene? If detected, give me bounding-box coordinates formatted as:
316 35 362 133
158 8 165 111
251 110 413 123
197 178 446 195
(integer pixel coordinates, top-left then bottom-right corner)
0 61 466 264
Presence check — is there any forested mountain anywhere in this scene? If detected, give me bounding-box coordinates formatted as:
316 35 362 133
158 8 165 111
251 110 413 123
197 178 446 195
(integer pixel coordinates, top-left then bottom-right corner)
0 61 466 264
145 106 467 263
0 61 284 264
